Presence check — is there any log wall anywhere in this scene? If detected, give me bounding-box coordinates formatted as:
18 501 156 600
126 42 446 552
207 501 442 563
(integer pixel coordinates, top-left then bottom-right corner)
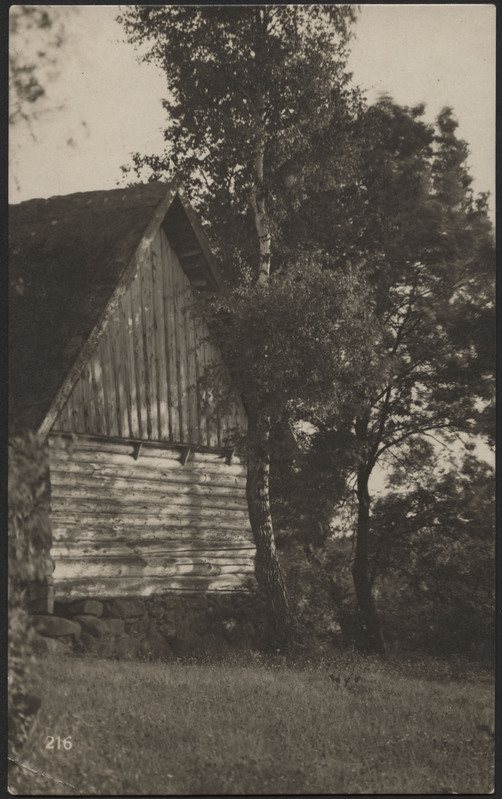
49 435 255 600
52 227 246 448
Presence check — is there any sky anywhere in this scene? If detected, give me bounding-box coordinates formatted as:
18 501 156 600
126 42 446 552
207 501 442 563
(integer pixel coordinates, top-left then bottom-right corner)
9 4 496 214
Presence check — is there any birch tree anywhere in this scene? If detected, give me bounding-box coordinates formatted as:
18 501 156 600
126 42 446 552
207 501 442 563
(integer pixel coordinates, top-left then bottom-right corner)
119 5 364 642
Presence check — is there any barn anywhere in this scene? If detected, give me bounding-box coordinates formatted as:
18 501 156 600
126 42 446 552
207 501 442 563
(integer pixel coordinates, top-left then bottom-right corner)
9 182 259 656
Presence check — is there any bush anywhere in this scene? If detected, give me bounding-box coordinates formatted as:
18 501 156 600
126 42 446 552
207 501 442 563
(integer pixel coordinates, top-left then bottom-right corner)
369 457 495 662
8 433 52 756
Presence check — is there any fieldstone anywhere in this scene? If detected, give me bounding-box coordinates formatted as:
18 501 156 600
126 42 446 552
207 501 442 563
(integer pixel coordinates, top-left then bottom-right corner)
159 618 176 639
170 631 207 656
159 594 179 609
32 615 81 639
102 617 125 636
150 605 164 620
140 630 174 661
43 637 75 656
113 635 142 660
125 618 148 636
80 631 115 658
222 618 252 649
222 618 238 635
190 615 213 636
28 597 54 615
245 621 256 638
72 615 110 639
107 598 145 619
62 599 104 618
184 595 206 609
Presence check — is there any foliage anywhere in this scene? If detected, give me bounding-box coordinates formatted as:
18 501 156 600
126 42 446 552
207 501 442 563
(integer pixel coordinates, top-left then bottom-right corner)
204 260 381 427
369 455 495 659
119 5 362 284
119 5 368 639
9 654 494 795
295 100 495 470
9 6 83 196
8 433 52 757
283 100 495 651
9 6 69 126
119 7 494 651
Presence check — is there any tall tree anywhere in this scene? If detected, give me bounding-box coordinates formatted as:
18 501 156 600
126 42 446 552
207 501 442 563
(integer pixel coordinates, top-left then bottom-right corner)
119 5 365 642
284 100 494 652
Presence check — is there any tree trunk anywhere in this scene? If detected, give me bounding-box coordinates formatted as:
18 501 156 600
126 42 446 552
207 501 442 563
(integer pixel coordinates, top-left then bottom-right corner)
245 105 295 646
246 404 296 647
251 144 271 285
352 417 386 655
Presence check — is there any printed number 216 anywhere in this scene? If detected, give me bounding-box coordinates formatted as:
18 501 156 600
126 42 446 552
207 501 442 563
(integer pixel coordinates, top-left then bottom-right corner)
46 736 72 750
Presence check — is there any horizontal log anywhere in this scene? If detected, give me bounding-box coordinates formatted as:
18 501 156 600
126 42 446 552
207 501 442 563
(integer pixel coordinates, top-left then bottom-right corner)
49 460 247 489
50 510 252 532
49 448 246 476
49 435 243 465
50 471 247 499
50 497 250 522
51 538 255 561
50 483 248 512
53 557 255 580
53 573 254 599
51 523 254 545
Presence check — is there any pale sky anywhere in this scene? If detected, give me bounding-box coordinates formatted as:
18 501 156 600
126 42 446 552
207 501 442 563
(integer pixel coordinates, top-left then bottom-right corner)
9 4 496 213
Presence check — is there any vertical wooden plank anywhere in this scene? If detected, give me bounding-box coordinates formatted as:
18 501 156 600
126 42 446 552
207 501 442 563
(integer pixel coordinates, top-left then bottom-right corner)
65 385 76 432
72 375 86 435
206 339 220 449
113 304 131 438
54 402 64 432
162 233 180 443
237 396 247 436
221 396 233 447
184 279 200 444
195 324 209 447
172 255 189 443
108 309 128 439
55 396 70 432
129 271 147 440
99 333 117 437
90 348 107 436
80 362 93 434
121 289 140 439
152 230 170 440
232 392 241 443
139 246 156 440
117 295 132 439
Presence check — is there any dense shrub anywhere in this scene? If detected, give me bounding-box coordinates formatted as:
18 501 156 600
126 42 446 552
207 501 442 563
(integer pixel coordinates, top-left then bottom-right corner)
274 452 494 663
8 433 52 756
368 457 495 661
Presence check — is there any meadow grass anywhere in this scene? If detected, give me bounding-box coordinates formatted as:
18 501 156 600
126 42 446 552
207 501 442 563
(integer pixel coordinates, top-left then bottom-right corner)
9 650 494 795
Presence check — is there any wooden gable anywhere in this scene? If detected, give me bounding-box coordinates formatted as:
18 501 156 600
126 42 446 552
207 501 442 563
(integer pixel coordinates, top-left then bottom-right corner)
10 184 255 600
51 214 246 449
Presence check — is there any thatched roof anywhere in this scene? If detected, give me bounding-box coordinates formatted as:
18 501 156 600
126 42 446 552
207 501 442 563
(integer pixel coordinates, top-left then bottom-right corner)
9 182 219 434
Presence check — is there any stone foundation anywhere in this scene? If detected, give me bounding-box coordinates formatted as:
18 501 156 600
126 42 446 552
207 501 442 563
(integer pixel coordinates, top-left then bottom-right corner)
32 591 268 660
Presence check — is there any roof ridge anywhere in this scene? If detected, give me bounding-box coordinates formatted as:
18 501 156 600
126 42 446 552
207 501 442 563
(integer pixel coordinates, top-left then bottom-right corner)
9 180 173 209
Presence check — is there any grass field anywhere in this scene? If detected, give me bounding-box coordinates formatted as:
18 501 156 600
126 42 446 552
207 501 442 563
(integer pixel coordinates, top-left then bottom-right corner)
8 651 494 795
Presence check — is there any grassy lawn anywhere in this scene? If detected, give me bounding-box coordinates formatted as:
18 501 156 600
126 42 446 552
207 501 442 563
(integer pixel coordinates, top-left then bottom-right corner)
9 651 494 795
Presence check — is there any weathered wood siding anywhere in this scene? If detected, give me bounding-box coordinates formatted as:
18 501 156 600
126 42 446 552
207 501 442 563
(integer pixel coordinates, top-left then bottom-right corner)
49 435 255 599
52 228 246 447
